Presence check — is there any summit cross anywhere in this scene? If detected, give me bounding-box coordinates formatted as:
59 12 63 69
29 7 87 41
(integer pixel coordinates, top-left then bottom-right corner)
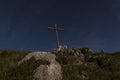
48 24 64 47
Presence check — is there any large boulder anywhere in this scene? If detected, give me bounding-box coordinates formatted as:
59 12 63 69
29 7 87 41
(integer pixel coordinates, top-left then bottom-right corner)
18 52 62 80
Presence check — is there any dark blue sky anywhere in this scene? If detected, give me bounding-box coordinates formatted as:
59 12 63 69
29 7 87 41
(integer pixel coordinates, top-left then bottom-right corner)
0 0 120 52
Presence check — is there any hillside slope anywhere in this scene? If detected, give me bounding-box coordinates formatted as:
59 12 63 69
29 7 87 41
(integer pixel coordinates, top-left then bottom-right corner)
0 47 120 80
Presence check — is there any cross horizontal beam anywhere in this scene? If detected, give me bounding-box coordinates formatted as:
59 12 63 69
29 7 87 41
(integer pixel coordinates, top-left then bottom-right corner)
48 27 64 30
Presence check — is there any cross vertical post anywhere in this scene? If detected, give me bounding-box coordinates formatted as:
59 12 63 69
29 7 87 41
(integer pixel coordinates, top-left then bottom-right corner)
55 24 60 47
48 24 64 47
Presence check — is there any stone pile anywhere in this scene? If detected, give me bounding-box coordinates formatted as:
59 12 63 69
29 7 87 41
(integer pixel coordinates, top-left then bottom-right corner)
52 45 94 61
53 45 84 60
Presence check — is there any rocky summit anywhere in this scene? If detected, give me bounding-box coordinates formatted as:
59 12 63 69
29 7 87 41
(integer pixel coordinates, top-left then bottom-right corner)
18 46 94 80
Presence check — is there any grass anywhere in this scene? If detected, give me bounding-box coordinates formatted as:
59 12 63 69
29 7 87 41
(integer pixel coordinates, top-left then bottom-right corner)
0 50 49 80
0 50 29 80
53 50 120 80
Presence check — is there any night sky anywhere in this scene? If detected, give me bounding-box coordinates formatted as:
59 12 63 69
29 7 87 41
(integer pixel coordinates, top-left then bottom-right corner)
0 0 120 52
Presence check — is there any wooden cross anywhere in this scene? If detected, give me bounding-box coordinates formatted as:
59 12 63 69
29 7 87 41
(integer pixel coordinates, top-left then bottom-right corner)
48 24 64 47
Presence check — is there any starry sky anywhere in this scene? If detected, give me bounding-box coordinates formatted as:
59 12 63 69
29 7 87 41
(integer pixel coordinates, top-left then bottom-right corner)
0 0 120 52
